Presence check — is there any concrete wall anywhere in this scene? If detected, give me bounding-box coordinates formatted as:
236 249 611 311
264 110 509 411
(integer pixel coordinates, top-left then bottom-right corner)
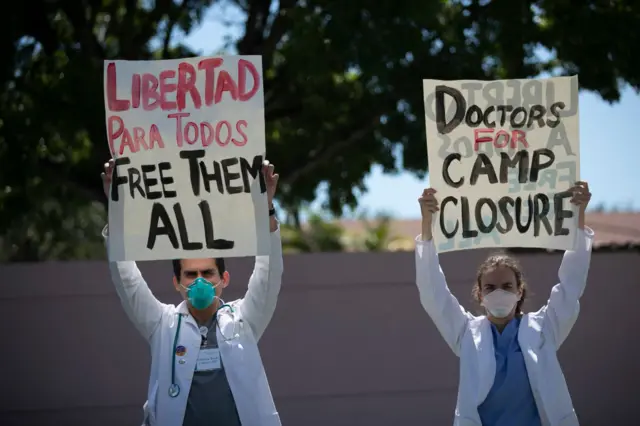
0 248 637 426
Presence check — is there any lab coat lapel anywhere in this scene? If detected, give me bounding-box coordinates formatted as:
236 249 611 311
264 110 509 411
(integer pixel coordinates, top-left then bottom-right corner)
216 305 237 341
518 314 543 395
519 314 555 426
470 316 496 405
156 307 200 426
216 303 262 425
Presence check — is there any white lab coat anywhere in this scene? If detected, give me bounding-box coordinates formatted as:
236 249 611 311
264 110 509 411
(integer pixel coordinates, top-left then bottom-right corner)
415 228 594 426
103 225 284 426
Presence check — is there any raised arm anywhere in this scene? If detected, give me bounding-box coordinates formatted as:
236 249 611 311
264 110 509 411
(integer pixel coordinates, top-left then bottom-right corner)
104 225 165 342
542 227 593 349
238 160 284 341
101 160 164 342
415 188 470 356
542 180 594 349
239 225 283 341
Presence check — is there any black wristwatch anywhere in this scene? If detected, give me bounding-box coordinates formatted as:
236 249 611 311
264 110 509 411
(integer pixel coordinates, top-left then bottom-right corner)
268 206 276 217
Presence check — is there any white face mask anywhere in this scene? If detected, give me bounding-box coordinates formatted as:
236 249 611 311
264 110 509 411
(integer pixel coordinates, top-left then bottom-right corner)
481 289 520 318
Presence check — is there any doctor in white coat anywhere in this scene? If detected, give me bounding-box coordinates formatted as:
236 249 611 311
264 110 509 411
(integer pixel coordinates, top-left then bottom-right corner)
101 159 284 426
415 182 593 426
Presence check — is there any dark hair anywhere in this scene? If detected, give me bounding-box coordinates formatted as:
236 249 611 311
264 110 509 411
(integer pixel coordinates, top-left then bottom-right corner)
471 252 528 315
172 258 226 281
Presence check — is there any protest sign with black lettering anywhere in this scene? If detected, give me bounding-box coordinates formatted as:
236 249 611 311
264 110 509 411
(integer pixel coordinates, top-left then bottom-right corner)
104 55 270 261
422 76 580 252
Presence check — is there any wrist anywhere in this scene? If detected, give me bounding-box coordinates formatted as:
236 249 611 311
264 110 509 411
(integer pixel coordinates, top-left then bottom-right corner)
421 217 433 241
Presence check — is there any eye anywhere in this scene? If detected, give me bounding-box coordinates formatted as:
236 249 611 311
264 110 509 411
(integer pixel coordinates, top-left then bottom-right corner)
184 271 197 279
202 269 216 278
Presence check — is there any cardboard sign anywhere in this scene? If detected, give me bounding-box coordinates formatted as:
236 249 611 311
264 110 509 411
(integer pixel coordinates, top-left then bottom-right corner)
422 76 580 252
103 56 270 261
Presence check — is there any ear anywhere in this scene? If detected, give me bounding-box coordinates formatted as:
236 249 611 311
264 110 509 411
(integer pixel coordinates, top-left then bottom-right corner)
221 271 230 289
173 276 181 292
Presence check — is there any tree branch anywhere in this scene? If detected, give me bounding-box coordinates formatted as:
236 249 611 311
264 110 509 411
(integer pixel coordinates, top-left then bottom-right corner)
281 117 380 188
128 0 173 59
119 0 139 59
261 0 296 67
60 0 106 59
237 0 272 54
162 0 190 58
264 69 305 119
40 160 106 205
264 102 303 121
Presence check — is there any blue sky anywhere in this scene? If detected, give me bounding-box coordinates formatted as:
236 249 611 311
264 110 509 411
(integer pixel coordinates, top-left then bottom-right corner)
176 5 639 219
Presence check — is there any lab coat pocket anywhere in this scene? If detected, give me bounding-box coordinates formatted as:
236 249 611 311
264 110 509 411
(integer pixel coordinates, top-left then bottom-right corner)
142 381 159 426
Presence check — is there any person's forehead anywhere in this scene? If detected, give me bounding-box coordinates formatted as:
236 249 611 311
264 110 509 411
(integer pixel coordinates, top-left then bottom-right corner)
181 258 217 271
481 266 516 283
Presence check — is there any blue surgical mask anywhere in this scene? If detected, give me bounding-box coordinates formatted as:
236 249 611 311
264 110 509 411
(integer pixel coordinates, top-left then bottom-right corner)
184 277 216 310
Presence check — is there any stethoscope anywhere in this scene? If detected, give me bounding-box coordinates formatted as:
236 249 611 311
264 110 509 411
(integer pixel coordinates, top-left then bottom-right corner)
168 302 239 398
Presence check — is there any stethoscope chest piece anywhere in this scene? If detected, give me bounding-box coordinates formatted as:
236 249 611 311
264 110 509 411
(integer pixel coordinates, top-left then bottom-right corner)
168 383 180 398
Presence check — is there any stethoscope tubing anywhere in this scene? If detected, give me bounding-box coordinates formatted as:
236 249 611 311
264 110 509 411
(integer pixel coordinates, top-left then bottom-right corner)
168 303 234 397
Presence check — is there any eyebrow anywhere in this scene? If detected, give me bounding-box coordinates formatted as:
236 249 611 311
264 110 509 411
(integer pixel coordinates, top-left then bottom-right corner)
183 268 216 274
483 282 514 287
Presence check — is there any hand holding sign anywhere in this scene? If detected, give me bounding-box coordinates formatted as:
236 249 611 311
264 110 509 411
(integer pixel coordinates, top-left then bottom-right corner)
568 181 591 209
101 159 115 198
568 180 591 229
262 160 279 208
418 188 439 241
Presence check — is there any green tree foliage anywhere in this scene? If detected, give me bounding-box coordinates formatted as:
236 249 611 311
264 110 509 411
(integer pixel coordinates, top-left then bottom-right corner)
280 212 345 253
1 0 638 260
281 211 403 253
354 211 401 252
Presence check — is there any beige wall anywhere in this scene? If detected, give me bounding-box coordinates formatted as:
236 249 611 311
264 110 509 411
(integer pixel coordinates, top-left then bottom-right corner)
0 248 637 425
